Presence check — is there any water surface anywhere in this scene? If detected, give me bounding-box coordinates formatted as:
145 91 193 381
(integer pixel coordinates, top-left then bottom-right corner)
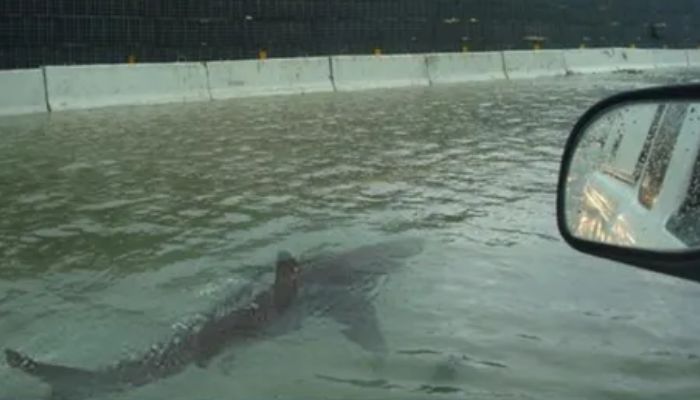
2 70 700 399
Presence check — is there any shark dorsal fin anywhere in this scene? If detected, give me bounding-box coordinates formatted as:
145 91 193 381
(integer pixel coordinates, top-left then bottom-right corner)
275 251 299 282
274 251 300 310
277 251 296 266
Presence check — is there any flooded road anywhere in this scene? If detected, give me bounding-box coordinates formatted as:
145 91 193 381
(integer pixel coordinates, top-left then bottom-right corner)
2 70 700 399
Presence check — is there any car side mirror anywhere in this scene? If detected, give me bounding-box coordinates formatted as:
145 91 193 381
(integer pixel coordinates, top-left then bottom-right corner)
557 84 700 284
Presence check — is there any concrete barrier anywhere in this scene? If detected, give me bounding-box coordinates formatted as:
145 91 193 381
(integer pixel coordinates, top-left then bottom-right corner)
331 54 429 91
207 57 333 99
563 48 625 74
653 49 689 68
688 49 700 67
0 69 48 116
502 50 567 79
426 52 506 84
2 47 697 118
45 63 210 111
615 48 656 71
612 48 655 70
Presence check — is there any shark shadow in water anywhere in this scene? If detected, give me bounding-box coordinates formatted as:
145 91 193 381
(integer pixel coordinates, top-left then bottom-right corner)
5 238 424 400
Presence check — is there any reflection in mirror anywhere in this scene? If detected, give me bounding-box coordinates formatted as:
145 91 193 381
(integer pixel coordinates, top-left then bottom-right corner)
565 100 700 252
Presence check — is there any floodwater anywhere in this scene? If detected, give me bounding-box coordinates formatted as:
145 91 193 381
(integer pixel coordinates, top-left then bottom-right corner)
2 70 700 400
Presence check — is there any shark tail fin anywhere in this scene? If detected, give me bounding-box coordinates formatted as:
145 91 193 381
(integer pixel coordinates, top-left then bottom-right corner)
5 348 39 373
5 348 107 398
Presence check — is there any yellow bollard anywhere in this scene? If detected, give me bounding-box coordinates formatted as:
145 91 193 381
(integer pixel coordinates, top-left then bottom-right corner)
127 54 137 64
579 43 586 49
373 48 382 56
461 45 469 52
533 42 542 50
258 49 268 60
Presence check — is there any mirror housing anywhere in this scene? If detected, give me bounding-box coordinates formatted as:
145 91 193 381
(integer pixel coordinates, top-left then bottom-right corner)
557 84 700 284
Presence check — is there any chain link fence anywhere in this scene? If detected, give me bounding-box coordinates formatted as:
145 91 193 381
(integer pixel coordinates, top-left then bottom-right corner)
0 0 697 69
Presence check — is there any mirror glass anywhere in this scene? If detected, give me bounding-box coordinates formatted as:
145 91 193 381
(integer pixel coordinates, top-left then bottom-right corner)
564 100 700 251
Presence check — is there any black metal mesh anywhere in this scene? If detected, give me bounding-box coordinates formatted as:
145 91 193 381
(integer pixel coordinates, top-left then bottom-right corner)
0 0 697 69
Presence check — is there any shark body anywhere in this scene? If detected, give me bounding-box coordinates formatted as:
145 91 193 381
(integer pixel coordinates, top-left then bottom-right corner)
5 239 423 399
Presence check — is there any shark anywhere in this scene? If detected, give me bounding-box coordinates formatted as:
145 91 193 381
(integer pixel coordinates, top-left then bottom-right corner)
4 238 423 400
